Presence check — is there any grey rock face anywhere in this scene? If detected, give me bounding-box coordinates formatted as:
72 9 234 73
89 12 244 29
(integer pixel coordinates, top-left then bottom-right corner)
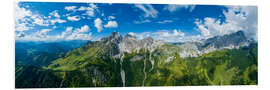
175 31 250 58
119 33 164 54
200 31 249 53
100 32 164 57
100 32 123 57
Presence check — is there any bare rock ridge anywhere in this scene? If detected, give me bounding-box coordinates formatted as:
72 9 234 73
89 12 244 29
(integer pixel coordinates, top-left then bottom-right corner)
100 31 164 57
100 31 251 58
176 31 251 57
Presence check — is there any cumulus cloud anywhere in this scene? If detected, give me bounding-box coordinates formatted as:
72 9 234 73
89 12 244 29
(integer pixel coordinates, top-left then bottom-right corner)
65 25 91 40
67 16 80 21
195 6 257 41
59 27 73 38
78 3 98 17
173 29 185 37
48 10 66 25
14 2 33 31
15 2 59 31
75 25 89 33
32 15 50 26
15 2 67 32
134 4 158 18
94 18 103 32
164 5 196 12
104 21 118 28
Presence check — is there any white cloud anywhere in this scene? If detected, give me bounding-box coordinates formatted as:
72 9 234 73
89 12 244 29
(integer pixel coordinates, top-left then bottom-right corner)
104 21 118 28
66 27 73 32
49 10 60 18
67 16 80 21
134 4 158 18
164 5 196 12
15 2 52 31
108 16 116 20
14 2 32 20
156 20 173 24
15 23 32 31
64 25 92 40
67 33 92 40
59 27 73 38
78 6 87 11
50 18 66 24
17 25 92 41
16 31 26 38
65 6 77 11
75 25 89 33
195 6 257 40
173 29 185 37
15 2 68 33
14 2 32 31
48 10 67 25
78 3 98 17
37 29 52 38
16 29 52 41
134 19 151 24
94 18 103 32
32 15 50 26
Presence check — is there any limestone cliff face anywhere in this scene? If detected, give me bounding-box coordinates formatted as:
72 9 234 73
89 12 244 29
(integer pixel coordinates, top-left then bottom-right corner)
100 32 164 58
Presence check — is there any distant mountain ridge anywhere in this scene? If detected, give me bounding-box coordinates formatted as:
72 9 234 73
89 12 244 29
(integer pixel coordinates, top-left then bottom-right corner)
174 31 251 57
15 40 89 66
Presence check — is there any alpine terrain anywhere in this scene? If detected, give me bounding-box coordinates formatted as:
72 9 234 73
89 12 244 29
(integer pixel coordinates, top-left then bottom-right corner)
15 31 258 88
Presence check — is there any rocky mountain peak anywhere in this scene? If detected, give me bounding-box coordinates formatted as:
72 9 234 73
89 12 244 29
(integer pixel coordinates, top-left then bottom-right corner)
111 31 120 38
101 31 123 43
99 31 164 57
201 30 248 49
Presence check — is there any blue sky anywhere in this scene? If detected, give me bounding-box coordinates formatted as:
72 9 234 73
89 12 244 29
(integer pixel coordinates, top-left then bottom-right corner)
15 2 257 42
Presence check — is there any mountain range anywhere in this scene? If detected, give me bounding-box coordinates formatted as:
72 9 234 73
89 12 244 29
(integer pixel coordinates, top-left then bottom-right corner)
15 31 258 88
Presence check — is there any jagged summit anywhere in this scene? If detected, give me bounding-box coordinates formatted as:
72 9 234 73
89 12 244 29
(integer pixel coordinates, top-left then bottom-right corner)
201 30 248 49
173 31 250 57
98 31 164 55
99 32 121 43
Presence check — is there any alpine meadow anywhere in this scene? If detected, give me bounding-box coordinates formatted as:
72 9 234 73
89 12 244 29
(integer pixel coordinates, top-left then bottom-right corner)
15 2 258 88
